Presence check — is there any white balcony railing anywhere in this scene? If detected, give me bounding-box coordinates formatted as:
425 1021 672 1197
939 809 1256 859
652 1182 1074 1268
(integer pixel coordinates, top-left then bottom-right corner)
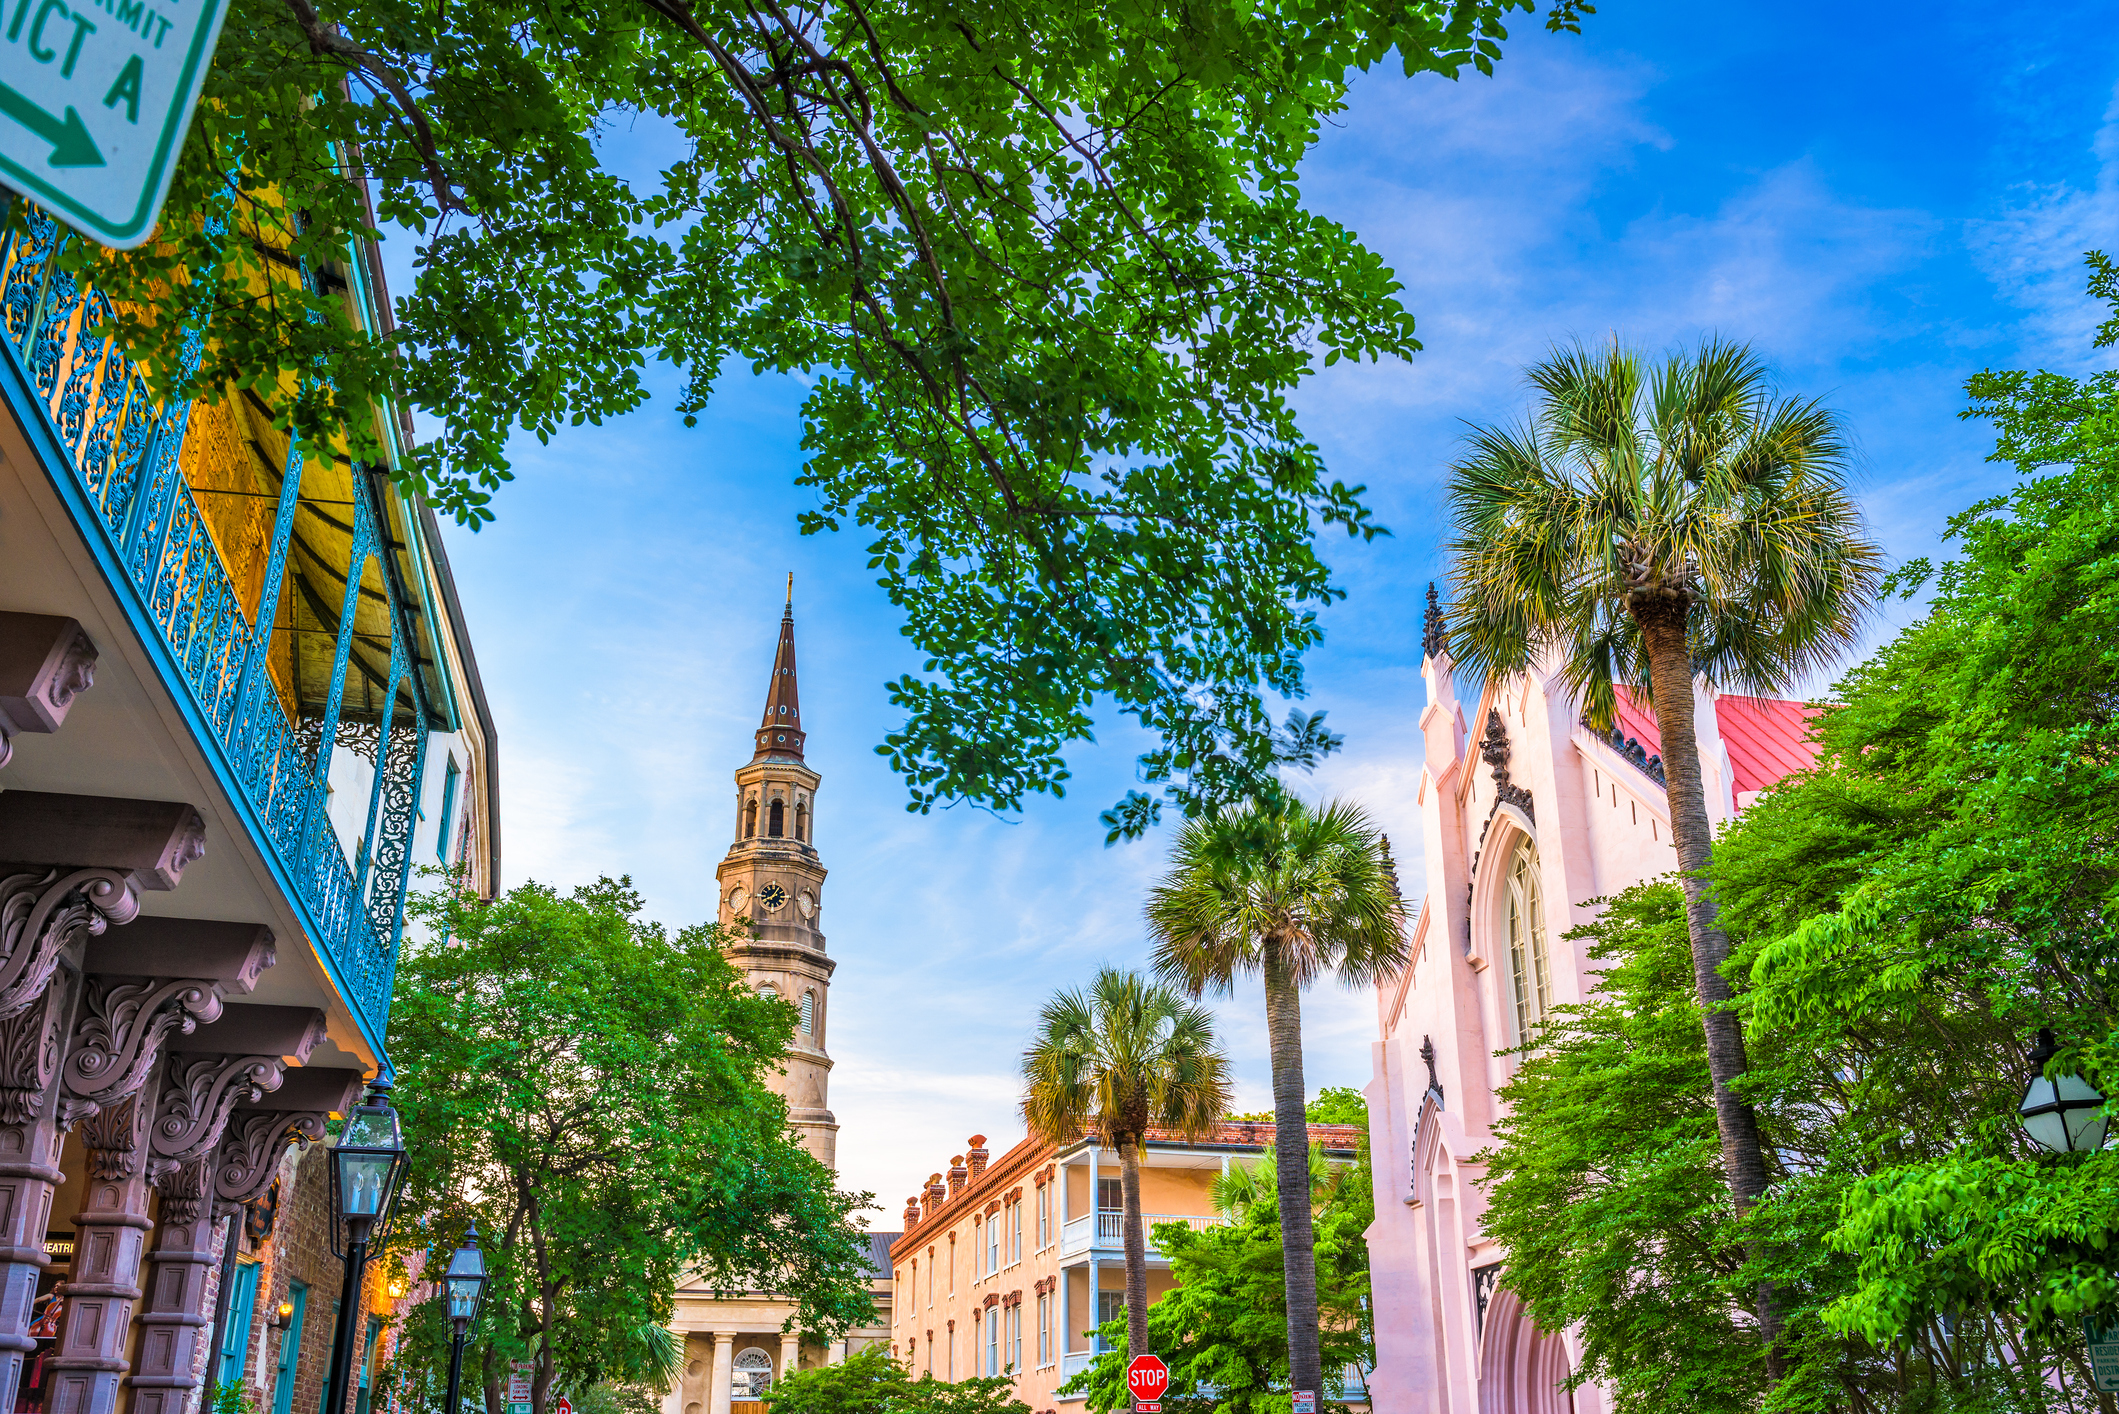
1057 1211 1227 1258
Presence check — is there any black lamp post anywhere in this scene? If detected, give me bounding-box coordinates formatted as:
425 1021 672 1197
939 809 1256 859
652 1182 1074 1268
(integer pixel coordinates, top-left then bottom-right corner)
324 1081 408 1414
442 1224 489 1414
2018 1029 2111 1154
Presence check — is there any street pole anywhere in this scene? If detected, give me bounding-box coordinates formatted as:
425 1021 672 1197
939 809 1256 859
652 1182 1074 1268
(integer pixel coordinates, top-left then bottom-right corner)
322 1229 370 1414
445 1320 469 1414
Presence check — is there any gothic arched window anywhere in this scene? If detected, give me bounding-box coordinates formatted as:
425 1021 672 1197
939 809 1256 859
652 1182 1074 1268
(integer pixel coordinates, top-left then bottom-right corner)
768 799 785 837
795 801 808 842
1505 842 1552 1048
800 990 816 1035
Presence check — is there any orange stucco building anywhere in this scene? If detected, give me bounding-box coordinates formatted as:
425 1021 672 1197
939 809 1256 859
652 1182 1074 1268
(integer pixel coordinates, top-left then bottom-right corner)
889 1124 1361 1411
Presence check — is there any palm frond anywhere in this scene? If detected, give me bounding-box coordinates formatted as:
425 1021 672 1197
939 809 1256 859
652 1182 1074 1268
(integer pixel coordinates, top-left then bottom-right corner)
1444 334 1881 713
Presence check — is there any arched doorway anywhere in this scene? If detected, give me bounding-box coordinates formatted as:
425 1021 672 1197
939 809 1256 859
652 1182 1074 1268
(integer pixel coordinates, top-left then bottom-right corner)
1478 1286 1573 1414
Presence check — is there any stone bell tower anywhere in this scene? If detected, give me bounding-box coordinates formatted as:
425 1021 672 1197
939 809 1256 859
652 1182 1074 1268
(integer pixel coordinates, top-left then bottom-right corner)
716 580 837 1168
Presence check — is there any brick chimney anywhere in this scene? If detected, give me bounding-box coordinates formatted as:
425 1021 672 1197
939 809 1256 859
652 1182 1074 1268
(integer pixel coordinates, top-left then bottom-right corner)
966 1135 990 1180
905 1196 922 1229
948 1155 969 1196
923 1172 945 1218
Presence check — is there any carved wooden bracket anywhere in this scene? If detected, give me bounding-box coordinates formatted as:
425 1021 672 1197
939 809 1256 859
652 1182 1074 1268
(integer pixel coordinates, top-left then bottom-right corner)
0 793 205 894
59 976 222 1123
0 869 139 1023
0 614 97 768
148 1055 287 1165
212 1109 326 1210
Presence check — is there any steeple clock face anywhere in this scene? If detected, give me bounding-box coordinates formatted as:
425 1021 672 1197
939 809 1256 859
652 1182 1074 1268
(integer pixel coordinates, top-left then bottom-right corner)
758 882 789 913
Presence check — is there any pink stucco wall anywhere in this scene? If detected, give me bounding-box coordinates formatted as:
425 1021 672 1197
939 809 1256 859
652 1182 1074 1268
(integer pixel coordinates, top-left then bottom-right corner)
1363 648 1815 1414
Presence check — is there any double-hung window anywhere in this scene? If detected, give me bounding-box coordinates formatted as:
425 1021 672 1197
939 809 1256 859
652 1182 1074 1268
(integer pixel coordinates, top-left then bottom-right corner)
1037 1184 1049 1248
1036 1292 1050 1365
1011 1201 1022 1263
972 1218 982 1278
986 1310 999 1375
987 1214 999 1273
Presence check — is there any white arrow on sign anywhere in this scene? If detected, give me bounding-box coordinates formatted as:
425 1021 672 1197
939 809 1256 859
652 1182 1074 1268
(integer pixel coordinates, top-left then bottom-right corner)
0 0 233 248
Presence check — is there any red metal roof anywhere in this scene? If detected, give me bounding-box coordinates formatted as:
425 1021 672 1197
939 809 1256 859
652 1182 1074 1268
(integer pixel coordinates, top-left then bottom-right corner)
1610 687 1820 794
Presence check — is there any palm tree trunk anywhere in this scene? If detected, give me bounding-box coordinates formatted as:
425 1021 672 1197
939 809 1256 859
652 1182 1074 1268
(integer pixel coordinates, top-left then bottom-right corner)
1637 608 1783 1371
1262 940 1324 1403
1118 1135 1150 1363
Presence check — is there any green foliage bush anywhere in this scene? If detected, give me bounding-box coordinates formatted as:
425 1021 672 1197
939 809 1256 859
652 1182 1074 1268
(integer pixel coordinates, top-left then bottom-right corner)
763 1346 1027 1414
1060 1179 1371 1414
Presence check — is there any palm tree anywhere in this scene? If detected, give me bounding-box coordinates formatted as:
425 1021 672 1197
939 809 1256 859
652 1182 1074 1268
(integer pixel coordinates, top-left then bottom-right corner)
1442 337 1882 1367
1021 968 1232 1365
1144 797 1404 1403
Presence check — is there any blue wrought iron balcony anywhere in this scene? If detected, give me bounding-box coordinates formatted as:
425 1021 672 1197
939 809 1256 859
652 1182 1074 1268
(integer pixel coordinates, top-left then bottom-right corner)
0 205 455 1058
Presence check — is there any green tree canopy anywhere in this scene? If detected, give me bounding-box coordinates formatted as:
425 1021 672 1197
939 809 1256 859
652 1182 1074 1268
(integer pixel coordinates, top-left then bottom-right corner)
11 0 1587 834
1719 257 2119 1375
382 876 876 1414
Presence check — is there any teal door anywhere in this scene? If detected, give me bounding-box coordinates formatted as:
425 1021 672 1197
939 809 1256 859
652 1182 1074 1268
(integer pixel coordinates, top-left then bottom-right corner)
218 1263 262 1388
353 1317 382 1414
271 1284 307 1414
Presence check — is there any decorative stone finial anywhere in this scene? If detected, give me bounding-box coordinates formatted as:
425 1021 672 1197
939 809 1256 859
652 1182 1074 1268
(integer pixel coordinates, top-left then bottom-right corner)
1422 583 1448 660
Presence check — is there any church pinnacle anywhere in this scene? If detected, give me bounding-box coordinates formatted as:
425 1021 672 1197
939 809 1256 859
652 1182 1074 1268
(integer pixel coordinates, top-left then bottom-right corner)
753 574 805 761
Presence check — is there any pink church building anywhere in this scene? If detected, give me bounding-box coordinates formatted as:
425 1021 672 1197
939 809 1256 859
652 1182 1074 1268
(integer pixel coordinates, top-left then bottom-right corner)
1362 592 1819 1414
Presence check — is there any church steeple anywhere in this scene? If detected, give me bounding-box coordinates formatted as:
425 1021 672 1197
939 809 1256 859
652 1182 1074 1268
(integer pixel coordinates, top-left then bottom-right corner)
753 574 805 761
718 584 837 1168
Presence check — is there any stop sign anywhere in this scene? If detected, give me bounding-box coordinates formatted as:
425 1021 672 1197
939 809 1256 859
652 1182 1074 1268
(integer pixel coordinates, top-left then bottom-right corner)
1127 1355 1170 1403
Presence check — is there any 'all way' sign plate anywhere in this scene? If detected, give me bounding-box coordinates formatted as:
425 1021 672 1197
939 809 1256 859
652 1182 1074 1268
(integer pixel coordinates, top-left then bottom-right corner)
0 0 230 248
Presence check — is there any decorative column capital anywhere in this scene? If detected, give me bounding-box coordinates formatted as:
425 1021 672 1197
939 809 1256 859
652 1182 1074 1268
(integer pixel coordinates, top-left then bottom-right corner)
147 1152 213 1225
0 976 74 1128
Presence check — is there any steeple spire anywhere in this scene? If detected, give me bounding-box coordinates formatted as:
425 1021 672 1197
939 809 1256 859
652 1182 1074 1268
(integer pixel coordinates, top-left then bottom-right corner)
753 582 805 761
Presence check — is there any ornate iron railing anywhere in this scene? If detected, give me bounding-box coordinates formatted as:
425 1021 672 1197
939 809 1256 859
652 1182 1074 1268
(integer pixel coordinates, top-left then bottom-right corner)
0 206 418 1047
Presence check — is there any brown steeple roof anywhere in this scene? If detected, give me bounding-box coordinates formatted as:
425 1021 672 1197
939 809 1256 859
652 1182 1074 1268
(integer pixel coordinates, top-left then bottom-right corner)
753 577 806 761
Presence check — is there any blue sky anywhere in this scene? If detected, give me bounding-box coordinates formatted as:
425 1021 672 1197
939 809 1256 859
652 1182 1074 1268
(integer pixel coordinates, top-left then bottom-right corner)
424 0 2119 1218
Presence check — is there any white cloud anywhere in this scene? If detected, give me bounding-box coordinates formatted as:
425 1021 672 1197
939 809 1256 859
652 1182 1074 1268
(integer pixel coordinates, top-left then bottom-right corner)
1966 82 2119 369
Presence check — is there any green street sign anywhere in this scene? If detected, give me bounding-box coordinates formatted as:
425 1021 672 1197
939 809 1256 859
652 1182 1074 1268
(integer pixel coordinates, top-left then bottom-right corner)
2088 1320 2119 1393
0 0 230 248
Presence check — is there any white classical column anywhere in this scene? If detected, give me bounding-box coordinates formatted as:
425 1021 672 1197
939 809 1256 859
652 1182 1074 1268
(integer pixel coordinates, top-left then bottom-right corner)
779 1335 800 1384
708 1334 736 1414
